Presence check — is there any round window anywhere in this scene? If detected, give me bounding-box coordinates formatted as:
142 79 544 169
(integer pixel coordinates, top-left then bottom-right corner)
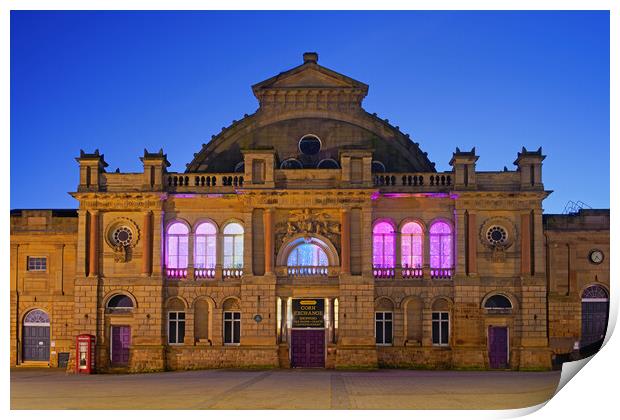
298 135 321 155
486 226 507 246
113 226 133 247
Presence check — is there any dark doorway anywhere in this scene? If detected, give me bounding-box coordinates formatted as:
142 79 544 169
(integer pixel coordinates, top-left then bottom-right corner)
111 325 131 366
581 285 609 350
488 326 509 369
22 309 50 362
291 329 325 368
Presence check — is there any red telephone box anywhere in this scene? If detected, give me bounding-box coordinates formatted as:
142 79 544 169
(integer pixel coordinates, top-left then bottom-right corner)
76 334 96 374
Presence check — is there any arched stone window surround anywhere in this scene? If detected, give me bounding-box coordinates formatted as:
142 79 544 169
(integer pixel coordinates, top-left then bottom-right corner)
372 218 397 269
104 290 138 310
221 220 244 269
402 296 424 344
374 296 396 311
165 296 188 310
430 296 454 311
165 219 191 269
481 292 518 311
316 158 340 169
193 219 219 269
581 284 609 301
192 296 216 344
280 158 304 169
428 218 454 270
221 296 242 311
276 234 340 267
23 308 51 326
399 219 426 269
297 133 322 155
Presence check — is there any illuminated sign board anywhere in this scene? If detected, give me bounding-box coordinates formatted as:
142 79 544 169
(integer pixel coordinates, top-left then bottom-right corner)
292 298 325 328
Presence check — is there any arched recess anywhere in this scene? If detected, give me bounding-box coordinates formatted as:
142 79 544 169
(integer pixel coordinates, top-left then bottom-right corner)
276 234 340 267
431 296 453 311
580 284 609 349
193 296 215 344
403 296 423 344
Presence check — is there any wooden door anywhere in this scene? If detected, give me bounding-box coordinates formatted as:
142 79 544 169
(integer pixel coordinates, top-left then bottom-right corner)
488 326 508 369
291 329 325 368
23 325 50 361
111 326 131 365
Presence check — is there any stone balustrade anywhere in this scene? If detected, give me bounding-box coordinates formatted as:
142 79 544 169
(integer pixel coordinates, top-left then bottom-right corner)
373 266 453 280
373 172 453 190
287 266 329 277
165 173 244 192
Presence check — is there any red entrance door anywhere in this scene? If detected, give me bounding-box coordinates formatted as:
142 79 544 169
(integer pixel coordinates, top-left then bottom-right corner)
291 329 325 368
488 326 508 369
111 326 131 366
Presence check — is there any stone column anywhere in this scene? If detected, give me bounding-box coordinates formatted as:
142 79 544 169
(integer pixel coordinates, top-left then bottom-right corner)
215 232 223 281
264 208 274 275
88 210 99 277
280 297 287 343
340 209 351 274
187 231 195 280
454 209 466 277
521 212 531 276
467 212 478 275
142 211 152 276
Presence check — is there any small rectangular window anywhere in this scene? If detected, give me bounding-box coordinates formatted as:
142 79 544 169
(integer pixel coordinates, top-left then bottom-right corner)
350 158 363 184
432 311 450 346
224 311 241 344
27 257 47 272
168 311 186 344
375 311 393 345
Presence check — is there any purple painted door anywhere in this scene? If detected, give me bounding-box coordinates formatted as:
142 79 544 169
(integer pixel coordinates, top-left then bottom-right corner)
291 329 325 368
111 326 131 365
488 326 508 369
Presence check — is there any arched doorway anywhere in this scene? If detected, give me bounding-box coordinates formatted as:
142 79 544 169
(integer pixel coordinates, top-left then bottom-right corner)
581 285 609 351
22 309 50 362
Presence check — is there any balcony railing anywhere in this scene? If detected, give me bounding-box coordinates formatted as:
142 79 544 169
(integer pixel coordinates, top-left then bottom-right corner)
223 268 243 279
374 172 452 191
166 268 187 279
401 267 424 279
373 266 454 280
195 268 216 279
287 266 329 277
430 268 454 279
165 173 243 193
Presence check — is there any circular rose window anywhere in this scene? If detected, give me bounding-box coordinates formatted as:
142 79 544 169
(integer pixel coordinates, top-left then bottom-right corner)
486 226 507 246
113 226 133 247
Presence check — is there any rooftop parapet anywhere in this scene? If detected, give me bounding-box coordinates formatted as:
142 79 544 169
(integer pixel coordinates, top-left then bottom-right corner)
514 147 546 190
76 149 108 192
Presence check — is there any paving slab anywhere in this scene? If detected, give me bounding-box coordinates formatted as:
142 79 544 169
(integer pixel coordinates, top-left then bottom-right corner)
10 368 561 410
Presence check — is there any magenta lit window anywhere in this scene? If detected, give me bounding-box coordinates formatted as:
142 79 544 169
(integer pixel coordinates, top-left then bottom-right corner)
401 221 423 268
373 221 395 268
430 221 452 269
195 222 217 269
166 222 189 269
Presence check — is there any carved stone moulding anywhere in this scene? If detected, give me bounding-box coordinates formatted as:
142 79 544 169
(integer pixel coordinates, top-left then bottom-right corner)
479 216 518 263
104 217 141 263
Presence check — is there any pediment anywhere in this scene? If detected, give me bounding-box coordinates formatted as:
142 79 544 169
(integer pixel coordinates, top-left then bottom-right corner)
252 62 368 94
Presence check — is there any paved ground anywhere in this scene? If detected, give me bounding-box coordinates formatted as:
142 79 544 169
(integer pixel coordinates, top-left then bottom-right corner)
11 368 561 410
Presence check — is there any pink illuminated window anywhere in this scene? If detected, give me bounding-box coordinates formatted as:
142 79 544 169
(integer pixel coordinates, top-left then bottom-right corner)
166 222 189 269
223 223 244 269
195 222 217 269
430 221 452 269
401 221 423 268
373 221 395 268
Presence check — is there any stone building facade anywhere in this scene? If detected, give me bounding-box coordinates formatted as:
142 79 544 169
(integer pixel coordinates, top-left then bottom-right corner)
10 53 610 372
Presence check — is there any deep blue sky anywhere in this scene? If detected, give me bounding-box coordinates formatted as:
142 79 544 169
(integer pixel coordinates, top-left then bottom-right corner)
10 11 609 213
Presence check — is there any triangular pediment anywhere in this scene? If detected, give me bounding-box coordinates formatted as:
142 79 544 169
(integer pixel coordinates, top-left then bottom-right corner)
269 67 354 89
252 53 368 95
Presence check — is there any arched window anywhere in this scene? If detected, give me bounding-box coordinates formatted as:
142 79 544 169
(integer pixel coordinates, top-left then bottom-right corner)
24 309 50 325
223 223 244 269
195 221 217 269
287 243 328 266
429 221 453 269
373 221 395 268
372 160 386 173
317 159 340 169
106 294 134 311
280 158 303 169
484 295 513 309
166 222 189 269
401 221 424 268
